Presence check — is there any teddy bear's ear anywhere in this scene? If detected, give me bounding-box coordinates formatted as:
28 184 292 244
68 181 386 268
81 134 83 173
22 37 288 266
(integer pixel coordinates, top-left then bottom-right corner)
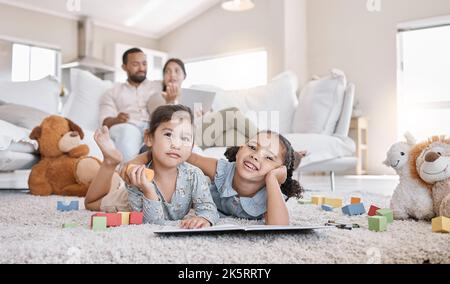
29 127 42 141
66 118 84 140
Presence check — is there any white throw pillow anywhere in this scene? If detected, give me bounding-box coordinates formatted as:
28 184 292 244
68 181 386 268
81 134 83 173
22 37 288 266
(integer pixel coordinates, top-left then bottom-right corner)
210 87 249 115
292 69 347 135
205 71 299 134
63 69 113 131
0 103 49 130
0 76 61 114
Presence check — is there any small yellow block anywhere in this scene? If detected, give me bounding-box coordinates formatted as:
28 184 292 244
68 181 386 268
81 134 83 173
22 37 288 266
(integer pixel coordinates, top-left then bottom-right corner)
119 212 131 226
351 197 361 204
324 198 343 208
311 196 325 205
432 216 450 233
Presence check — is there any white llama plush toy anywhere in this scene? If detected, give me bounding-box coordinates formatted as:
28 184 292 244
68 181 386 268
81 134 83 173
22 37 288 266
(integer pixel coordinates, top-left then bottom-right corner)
384 133 435 220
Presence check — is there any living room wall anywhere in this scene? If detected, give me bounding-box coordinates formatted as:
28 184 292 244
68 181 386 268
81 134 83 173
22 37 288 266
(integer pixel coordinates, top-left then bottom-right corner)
284 0 308 86
0 3 159 73
307 0 450 174
159 0 307 82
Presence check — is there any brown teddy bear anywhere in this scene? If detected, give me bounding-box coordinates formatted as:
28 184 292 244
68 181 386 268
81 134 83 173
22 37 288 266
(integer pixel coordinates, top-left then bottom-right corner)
28 116 101 196
414 136 450 218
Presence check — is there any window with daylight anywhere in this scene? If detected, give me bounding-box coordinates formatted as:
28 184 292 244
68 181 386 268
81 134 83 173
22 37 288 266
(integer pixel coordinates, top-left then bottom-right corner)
397 24 450 140
184 50 268 90
12 43 59 82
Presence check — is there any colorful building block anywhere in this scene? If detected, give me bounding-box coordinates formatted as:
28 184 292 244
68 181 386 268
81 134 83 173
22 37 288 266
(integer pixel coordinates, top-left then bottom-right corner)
57 201 79 212
311 196 325 205
62 223 79 229
130 212 144 225
321 205 334 212
432 216 450 233
342 203 366 216
92 216 107 232
368 216 387 232
324 198 343 208
119 212 131 225
91 213 106 226
376 209 393 224
91 213 122 227
368 205 380 217
106 213 122 227
351 197 362 204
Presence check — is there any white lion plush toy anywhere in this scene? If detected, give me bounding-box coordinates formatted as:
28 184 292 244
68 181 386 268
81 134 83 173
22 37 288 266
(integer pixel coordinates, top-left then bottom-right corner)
384 133 435 220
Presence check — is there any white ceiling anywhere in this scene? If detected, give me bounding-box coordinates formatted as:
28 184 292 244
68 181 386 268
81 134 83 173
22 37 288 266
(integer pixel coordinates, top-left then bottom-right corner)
0 0 221 39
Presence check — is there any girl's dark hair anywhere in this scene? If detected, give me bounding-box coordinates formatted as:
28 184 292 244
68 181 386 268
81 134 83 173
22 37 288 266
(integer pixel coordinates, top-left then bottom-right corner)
162 58 187 92
148 104 194 136
224 131 304 200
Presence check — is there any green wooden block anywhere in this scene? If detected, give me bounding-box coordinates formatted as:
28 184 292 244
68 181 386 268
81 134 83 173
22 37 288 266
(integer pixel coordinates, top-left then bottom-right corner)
62 223 79 229
368 216 387 232
298 199 312 205
376 209 394 224
92 216 107 232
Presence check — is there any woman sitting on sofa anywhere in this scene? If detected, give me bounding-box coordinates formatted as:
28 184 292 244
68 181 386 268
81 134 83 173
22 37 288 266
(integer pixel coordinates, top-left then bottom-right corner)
147 58 188 115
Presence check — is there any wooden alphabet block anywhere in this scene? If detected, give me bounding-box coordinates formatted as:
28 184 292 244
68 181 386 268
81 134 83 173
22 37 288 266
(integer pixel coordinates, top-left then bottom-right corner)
342 203 366 216
324 198 343 208
57 201 79 212
368 216 387 232
376 209 393 224
432 216 450 233
130 212 144 225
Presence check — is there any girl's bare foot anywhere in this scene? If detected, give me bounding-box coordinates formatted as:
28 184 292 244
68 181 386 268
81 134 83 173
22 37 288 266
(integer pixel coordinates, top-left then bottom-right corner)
94 126 123 167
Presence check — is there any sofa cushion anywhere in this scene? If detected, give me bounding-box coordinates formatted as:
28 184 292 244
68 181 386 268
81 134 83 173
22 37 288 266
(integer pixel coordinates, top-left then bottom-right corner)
292 69 347 135
0 151 39 172
284 133 355 167
205 71 299 134
0 76 61 114
0 120 38 152
63 69 113 132
0 103 49 130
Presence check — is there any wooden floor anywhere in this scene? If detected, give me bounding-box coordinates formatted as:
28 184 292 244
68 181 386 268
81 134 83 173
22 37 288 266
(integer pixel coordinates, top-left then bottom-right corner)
0 170 398 196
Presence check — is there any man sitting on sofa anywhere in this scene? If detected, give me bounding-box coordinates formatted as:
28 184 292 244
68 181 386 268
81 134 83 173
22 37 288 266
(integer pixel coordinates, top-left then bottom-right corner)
99 48 174 162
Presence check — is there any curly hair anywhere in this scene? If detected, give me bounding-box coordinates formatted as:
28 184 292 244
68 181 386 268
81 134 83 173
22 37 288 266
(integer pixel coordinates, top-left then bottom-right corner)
224 131 304 200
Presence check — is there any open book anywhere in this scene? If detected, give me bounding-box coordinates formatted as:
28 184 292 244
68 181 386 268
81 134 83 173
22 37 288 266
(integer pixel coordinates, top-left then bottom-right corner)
154 224 332 235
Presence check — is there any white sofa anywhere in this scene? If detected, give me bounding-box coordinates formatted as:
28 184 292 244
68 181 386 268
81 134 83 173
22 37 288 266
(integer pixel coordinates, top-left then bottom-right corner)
191 70 357 191
0 69 356 191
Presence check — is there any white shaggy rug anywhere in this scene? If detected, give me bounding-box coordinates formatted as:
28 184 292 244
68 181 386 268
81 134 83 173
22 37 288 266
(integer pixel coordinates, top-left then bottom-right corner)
0 190 449 264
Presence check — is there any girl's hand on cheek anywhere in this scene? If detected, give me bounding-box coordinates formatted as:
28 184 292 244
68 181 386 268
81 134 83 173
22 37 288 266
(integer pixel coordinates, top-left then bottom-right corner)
267 166 287 185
